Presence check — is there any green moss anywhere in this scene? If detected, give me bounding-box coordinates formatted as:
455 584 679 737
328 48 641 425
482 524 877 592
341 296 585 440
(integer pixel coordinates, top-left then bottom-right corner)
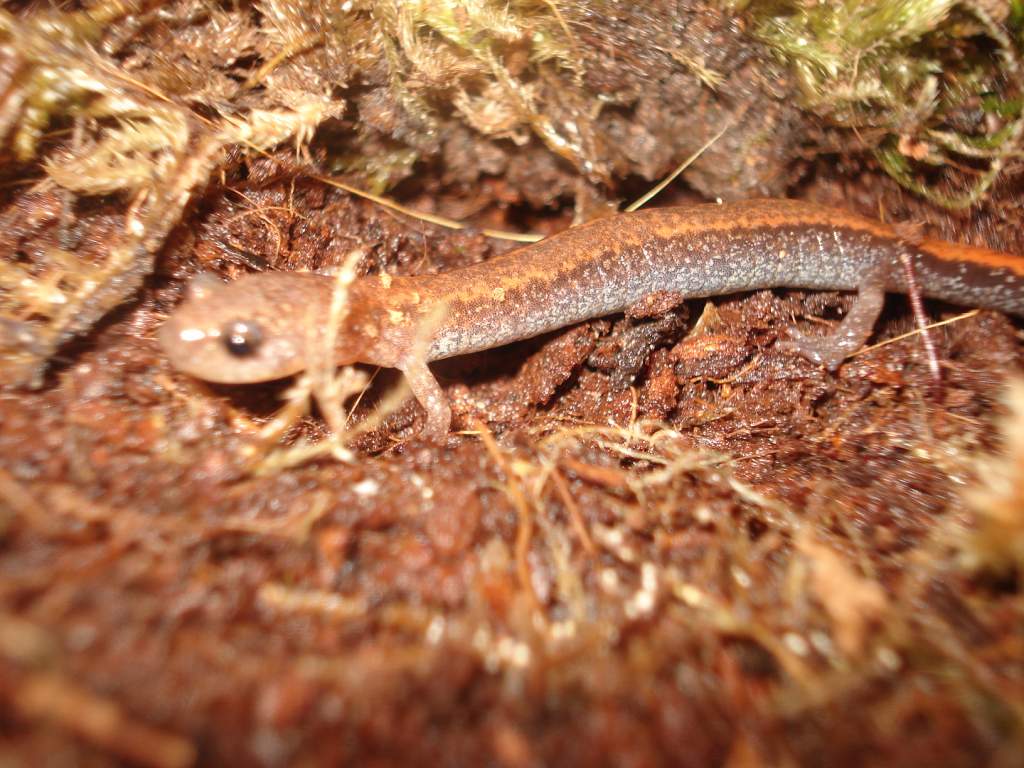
741 0 1024 208
1011 0 1024 28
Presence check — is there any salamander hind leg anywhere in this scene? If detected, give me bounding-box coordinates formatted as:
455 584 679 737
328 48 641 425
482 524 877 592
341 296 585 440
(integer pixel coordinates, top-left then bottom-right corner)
778 266 887 371
401 358 452 440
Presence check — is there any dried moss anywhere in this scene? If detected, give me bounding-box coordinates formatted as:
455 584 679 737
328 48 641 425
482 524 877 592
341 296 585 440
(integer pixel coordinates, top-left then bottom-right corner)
0 0 591 386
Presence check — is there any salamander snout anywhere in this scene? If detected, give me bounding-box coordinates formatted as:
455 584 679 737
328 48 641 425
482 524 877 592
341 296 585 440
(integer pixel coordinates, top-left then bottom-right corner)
159 273 311 384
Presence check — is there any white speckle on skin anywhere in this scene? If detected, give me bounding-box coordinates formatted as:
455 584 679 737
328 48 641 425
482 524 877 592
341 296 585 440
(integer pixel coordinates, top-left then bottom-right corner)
379 272 392 289
179 328 207 342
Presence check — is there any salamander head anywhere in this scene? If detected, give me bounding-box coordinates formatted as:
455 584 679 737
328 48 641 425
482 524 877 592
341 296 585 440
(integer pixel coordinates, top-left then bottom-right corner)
159 272 374 384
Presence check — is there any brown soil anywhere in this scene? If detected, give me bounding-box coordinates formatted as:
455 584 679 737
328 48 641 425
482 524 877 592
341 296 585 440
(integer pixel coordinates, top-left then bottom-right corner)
1 3 1022 767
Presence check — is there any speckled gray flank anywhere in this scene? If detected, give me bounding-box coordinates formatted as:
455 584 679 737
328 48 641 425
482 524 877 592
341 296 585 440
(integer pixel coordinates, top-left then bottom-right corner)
424 223 1024 361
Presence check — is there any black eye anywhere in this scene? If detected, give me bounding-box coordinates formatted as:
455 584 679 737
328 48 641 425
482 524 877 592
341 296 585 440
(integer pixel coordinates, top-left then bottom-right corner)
223 320 262 357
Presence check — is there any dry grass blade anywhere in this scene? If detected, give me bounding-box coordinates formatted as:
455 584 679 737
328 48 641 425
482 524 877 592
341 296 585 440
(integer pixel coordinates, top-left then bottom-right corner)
473 418 544 618
254 249 408 471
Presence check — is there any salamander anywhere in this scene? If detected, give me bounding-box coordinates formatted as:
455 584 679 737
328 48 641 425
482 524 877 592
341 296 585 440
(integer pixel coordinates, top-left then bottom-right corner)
159 198 1024 437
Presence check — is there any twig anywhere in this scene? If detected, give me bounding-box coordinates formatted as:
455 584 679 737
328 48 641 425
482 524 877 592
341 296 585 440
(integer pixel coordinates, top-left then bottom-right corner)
11 672 196 768
549 468 596 555
314 174 543 243
625 121 732 212
474 418 543 617
850 310 979 358
899 252 941 385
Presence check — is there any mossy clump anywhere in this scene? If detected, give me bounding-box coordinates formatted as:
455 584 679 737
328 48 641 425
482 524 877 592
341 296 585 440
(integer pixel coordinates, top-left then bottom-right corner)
0 0 587 387
739 0 1024 208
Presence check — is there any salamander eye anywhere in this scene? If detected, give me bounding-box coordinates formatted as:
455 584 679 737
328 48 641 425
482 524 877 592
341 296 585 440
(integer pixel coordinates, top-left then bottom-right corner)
222 320 263 357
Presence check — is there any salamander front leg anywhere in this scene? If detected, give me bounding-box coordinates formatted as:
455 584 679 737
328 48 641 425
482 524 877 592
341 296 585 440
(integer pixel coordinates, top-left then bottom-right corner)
401 358 452 439
779 267 887 371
